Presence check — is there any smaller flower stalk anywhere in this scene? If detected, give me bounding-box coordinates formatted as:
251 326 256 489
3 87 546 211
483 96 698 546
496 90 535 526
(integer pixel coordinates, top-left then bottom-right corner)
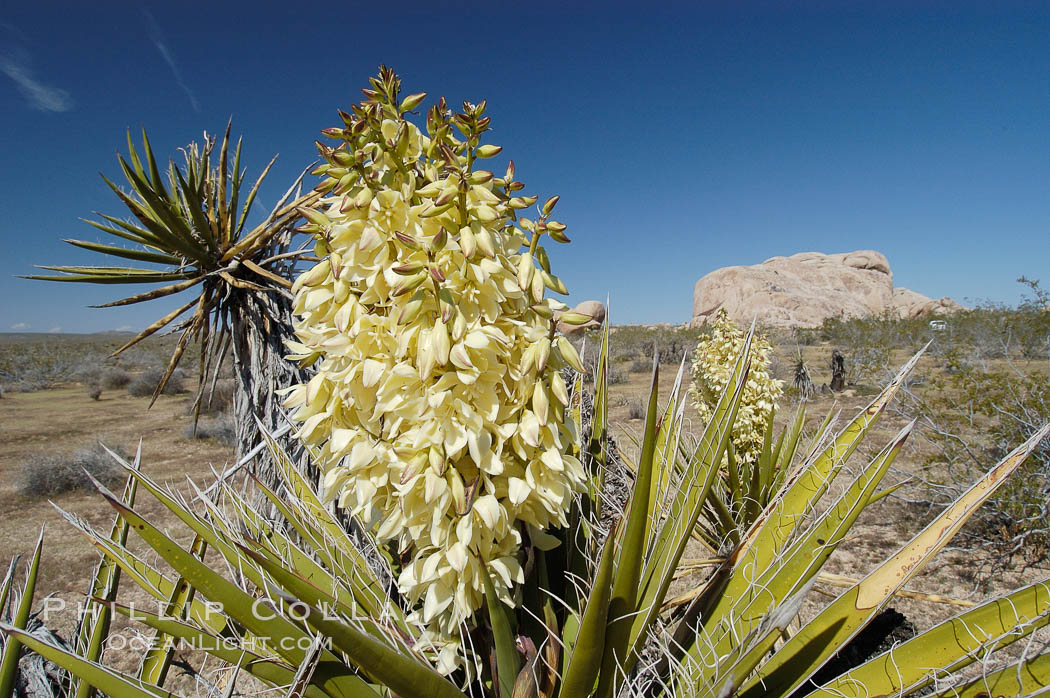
690 309 784 466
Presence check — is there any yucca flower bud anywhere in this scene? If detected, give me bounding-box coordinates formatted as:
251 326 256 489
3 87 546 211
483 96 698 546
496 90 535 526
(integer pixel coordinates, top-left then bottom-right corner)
399 92 427 112
286 76 585 672
475 144 503 158
541 195 560 216
557 311 593 326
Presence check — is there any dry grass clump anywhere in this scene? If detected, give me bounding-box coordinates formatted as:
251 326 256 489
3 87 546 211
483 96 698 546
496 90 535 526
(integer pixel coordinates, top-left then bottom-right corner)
628 358 650 373
182 413 236 447
100 368 131 390
127 367 186 397
16 442 127 498
626 398 646 420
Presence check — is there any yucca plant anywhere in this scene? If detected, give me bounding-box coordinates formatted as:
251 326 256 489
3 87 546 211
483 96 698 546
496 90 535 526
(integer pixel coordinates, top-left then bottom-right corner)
4 68 1050 698
24 123 320 472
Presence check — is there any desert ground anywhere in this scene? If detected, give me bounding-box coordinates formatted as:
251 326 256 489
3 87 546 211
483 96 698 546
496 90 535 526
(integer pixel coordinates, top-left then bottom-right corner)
0 326 1047 689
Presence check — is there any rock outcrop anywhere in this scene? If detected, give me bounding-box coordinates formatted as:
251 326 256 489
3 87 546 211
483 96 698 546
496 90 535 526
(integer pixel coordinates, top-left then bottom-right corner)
557 300 606 334
891 287 964 319
691 250 961 328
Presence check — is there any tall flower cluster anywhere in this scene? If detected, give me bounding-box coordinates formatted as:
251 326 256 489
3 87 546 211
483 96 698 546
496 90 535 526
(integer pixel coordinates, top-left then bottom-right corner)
689 309 783 465
282 68 588 666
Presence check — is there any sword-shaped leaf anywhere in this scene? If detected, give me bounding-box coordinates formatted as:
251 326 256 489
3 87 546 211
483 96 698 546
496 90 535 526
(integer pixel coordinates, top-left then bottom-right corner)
809 576 1050 697
0 623 170 698
0 528 43 698
737 422 1050 698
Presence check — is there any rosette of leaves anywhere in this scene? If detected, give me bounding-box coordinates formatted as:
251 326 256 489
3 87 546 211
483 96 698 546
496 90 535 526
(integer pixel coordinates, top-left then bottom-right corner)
282 66 589 661
24 124 320 460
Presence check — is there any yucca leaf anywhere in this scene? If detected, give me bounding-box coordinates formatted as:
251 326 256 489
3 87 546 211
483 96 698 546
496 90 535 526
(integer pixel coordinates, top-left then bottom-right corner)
701 581 812 698
90 276 203 309
116 153 195 244
925 652 1050 697
0 623 170 698
109 297 198 357
649 353 689 531
100 174 210 265
73 451 140 698
63 239 182 265
171 164 218 255
750 346 925 560
105 601 330 698
559 521 618 697
100 454 274 598
686 421 914 683
627 330 752 666
24 270 193 284
738 422 1050 697
92 481 383 698
586 317 610 482
221 179 313 264
227 136 244 241
594 359 661 698
0 528 43 698
706 346 927 642
137 533 206 686
216 122 231 247
809 576 1050 697
91 484 306 659
147 315 197 407
56 503 222 632
0 559 17 619
241 258 293 288
484 571 520 698
138 128 168 202
89 213 165 247
236 544 403 649
273 592 467 698
233 153 280 240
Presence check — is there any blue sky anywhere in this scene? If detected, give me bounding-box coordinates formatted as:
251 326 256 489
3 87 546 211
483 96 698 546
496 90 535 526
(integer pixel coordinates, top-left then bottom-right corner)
2 0 1047 332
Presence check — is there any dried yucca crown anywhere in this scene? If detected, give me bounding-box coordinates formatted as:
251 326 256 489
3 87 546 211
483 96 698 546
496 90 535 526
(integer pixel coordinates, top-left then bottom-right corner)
283 67 584 666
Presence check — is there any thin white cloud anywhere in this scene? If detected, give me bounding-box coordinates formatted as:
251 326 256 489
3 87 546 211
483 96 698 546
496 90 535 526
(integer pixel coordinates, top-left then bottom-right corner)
142 10 200 113
0 53 73 112
10 322 30 330
115 325 135 332
47 326 62 333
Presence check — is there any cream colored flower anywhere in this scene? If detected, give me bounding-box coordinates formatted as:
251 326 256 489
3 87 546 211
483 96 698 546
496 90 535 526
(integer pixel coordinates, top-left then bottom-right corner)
689 309 783 465
285 87 582 669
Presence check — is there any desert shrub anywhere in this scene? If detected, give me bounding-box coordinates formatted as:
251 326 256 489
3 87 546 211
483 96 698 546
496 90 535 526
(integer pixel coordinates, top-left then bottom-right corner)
87 385 101 401
73 364 103 385
906 358 1050 565
607 369 627 385
627 398 646 420
127 367 186 397
100 368 131 390
628 358 650 373
16 442 127 498
183 413 236 447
